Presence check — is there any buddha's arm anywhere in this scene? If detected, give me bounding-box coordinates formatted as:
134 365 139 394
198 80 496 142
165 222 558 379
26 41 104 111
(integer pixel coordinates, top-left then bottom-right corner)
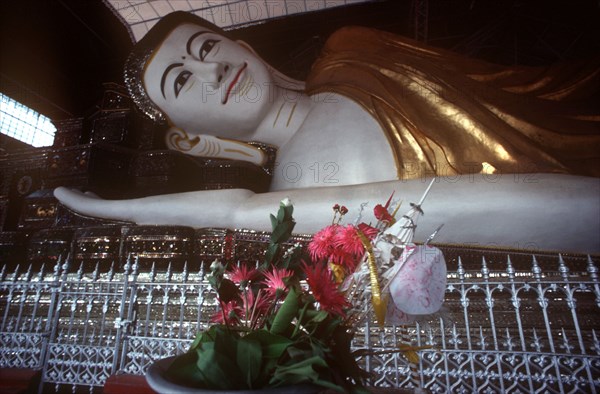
54 173 599 254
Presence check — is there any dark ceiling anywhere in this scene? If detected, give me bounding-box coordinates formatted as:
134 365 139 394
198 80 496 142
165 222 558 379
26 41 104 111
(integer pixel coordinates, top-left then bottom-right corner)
0 0 132 120
1 0 599 124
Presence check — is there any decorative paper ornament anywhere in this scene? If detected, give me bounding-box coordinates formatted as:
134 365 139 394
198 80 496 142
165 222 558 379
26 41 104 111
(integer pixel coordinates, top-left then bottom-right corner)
388 245 446 316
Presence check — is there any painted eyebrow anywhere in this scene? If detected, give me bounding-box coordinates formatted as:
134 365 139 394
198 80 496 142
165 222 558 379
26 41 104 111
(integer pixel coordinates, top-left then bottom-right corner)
160 62 183 99
186 31 211 55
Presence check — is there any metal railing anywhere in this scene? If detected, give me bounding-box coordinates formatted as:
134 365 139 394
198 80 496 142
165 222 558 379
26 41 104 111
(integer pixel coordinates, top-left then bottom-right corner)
1 248 599 393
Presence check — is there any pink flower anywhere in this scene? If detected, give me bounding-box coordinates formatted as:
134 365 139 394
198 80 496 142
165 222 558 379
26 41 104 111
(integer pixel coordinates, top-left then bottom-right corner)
262 268 294 299
227 264 258 286
308 225 339 261
303 262 350 317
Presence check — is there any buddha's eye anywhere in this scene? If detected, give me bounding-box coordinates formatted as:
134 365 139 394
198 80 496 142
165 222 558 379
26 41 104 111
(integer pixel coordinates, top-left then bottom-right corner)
174 70 192 97
199 39 220 61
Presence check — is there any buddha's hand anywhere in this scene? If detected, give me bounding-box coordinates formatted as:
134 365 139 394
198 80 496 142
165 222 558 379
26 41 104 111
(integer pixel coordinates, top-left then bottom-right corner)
53 187 124 221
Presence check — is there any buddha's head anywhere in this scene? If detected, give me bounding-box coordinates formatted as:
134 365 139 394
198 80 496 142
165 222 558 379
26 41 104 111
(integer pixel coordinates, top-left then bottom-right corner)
125 12 277 140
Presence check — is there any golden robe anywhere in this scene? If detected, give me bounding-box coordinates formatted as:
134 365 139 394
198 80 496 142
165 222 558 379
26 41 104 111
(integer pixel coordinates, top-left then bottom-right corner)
306 27 600 179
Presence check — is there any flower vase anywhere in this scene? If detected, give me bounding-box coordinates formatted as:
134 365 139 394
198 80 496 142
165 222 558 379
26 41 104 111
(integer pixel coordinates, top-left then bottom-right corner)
146 356 320 394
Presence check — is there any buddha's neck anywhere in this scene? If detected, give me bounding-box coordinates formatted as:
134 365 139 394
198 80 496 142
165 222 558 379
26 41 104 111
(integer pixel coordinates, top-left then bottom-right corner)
250 86 312 149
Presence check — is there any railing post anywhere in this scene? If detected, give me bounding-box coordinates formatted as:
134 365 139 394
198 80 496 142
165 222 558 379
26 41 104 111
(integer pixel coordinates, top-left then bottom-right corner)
532 255 565 393
38 255 67 394
455 257 477 392
506 255 535 393
112 255 136 375
481 257 505 392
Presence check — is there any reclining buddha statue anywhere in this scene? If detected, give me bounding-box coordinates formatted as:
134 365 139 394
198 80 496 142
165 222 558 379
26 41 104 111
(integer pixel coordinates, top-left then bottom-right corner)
55 11 600 253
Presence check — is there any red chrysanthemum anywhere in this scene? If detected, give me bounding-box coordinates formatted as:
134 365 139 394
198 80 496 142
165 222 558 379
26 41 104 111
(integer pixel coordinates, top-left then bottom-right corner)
262 268 294 299
329 248 359 271
227 264 258 286
334 225 365 257
302 261 350 317
308 225 339 261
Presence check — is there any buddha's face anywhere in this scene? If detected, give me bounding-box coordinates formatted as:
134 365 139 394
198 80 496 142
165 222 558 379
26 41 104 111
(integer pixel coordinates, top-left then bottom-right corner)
143 23 273 139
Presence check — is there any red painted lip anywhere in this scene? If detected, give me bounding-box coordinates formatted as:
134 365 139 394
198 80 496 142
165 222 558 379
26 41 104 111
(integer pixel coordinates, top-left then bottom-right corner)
222 62 247 104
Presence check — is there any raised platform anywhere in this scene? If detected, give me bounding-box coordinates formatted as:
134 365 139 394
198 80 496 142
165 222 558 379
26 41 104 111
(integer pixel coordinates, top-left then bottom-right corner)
0 368 41 394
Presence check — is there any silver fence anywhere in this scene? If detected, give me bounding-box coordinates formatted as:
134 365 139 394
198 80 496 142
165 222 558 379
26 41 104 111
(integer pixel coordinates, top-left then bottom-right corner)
1 248 599 393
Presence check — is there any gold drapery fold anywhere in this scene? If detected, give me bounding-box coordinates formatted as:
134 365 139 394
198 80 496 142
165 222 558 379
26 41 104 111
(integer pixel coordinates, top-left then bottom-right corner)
306 27 600 179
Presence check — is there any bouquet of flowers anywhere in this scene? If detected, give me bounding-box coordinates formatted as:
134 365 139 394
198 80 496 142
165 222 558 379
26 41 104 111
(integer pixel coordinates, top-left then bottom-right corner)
163 182 446 393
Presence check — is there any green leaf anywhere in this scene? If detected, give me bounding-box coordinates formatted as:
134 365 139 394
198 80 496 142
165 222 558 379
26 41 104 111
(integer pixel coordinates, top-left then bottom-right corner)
270 213 278 230
276 205 285 223
286 204 294 216
270 288 299 336
311 314 343 338
270 356 342 391
215 329 240 360
188 332 204 352
263 243 279 267
271 356 325 383
236 337 262 388
281 203 294 221
164 351 206 387
241 330 293 387
285 345 312 361
271 220 295 244
188 325 226 352
196 346 243 389
306 310 328 324
217 278 239 303
245 329 293 359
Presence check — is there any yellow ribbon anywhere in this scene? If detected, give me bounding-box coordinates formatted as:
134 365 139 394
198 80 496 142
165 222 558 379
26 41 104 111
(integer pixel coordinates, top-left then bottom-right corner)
356 229 387 327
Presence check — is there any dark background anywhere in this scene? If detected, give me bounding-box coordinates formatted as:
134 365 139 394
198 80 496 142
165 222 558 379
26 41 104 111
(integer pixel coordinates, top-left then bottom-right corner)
1 0 599 126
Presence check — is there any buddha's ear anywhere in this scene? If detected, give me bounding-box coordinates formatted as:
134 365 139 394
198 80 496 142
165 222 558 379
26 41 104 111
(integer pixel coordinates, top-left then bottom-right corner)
165 126 266 166
236 39 306 91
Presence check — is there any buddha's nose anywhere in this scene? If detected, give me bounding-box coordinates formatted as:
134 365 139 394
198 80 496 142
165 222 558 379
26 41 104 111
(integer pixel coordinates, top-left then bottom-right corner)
186 60 230 84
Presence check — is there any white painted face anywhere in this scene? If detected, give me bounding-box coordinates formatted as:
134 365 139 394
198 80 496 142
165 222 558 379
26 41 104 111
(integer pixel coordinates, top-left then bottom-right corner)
143 23 274 140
